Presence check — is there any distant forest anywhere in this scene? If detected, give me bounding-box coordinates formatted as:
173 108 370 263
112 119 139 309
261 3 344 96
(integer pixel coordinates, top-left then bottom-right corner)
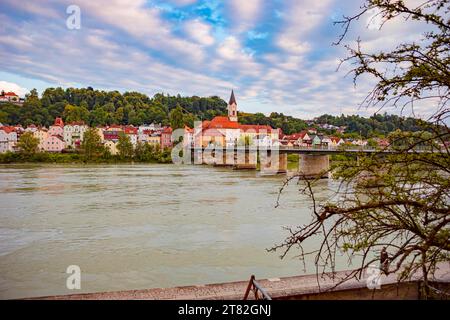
0 87 429 136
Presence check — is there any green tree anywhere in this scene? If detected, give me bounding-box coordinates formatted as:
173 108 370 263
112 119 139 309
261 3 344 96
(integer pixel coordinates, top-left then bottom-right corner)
90 107 109 126
25 89 40 105
0 110 8 124
63 104 89 123
16 132 39 155
169 104 184 129
117 132 134 159
81 128 104 160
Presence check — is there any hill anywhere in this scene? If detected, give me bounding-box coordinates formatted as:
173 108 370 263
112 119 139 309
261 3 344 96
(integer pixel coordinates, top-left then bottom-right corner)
0 87 428 136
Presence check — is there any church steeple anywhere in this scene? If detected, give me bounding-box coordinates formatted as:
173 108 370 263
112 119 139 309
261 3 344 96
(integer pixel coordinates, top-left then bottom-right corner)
228 90 238 122
229 89 237 105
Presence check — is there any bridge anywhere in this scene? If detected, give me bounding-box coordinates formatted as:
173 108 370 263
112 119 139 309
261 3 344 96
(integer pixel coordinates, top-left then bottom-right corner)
186 145 438 178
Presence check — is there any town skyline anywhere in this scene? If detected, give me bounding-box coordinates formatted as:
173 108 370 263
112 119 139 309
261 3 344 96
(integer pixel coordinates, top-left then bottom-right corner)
0 90 358 154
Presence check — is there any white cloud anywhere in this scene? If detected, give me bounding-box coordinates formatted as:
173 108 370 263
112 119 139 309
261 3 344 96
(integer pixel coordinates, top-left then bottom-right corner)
184 19 215 46
0 24 232 99
277 36 311 55
276 0 333 55
217 36 241 60
168 0 197 6
215 36 261 77
1 0 60 18
4 0 208 66
228 0 263 33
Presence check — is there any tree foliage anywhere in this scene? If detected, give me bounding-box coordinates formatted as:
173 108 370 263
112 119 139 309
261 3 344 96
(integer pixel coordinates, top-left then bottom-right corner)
16 132 39 155
81 128 104 160
314 113 429 137
116 133 134 159
169 104 185 129
0 88 228 127
273 0 450 298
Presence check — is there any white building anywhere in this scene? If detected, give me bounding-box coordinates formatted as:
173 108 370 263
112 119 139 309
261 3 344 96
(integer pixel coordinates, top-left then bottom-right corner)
63 122 88 148
352 139 368 146
25 125 38 133
123 127 138 146
138 130 151 144
0 127 18 153
138 123 162 134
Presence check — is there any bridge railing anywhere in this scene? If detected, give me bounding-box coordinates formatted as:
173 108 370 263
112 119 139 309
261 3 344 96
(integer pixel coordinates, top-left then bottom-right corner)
187 144 441 153
277 145 377 152
277 145 439 152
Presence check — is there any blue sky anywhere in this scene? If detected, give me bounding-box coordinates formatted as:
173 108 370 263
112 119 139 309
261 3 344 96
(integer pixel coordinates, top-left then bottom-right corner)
0 0 434 120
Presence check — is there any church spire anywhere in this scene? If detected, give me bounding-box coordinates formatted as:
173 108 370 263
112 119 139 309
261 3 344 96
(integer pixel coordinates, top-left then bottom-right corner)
227 90 238 122
229 89 237 105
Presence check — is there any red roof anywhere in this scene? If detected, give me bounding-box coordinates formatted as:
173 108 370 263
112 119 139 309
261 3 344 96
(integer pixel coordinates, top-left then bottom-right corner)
162 127 173 134
0 126 16 134
204 116 240 129
283 131 309 141
4 92 18 97
330 136 342 143
123 127 138 134
197 116 279 136
239 124 275 133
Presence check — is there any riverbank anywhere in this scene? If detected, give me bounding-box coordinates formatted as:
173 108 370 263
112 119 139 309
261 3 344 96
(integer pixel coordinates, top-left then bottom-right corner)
0 151 172 164
27 262 450 300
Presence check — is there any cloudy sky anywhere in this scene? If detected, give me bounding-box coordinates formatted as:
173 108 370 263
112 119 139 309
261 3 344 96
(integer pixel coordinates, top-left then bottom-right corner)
0 0 434 119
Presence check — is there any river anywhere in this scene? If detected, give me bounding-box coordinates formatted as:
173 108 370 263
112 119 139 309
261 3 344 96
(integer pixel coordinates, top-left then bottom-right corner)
0 164 343 299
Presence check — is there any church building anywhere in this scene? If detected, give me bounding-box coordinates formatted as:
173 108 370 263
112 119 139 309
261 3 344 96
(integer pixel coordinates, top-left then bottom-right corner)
196 90 279 148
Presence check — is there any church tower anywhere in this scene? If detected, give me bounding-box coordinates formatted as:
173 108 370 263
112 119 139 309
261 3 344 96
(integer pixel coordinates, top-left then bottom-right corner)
228 90 238 122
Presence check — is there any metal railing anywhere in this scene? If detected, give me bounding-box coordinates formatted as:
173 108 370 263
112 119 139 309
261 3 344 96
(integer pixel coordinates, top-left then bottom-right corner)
243 275 272 300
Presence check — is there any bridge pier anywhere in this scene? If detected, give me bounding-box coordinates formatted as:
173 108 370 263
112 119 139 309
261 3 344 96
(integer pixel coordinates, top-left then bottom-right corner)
260 152 287 174
233 149 257 170
193 149 204 164
199 147 232 165
210 149 234 166
298 154 330 179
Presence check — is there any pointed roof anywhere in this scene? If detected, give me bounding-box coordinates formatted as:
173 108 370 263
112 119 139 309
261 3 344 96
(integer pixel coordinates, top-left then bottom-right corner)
228 90 237 105
53 117 64 127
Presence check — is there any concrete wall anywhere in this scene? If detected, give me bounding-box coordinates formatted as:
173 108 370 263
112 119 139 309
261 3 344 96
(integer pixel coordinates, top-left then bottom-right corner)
299 154 330 178
280 282 421 300
30 262 450 300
